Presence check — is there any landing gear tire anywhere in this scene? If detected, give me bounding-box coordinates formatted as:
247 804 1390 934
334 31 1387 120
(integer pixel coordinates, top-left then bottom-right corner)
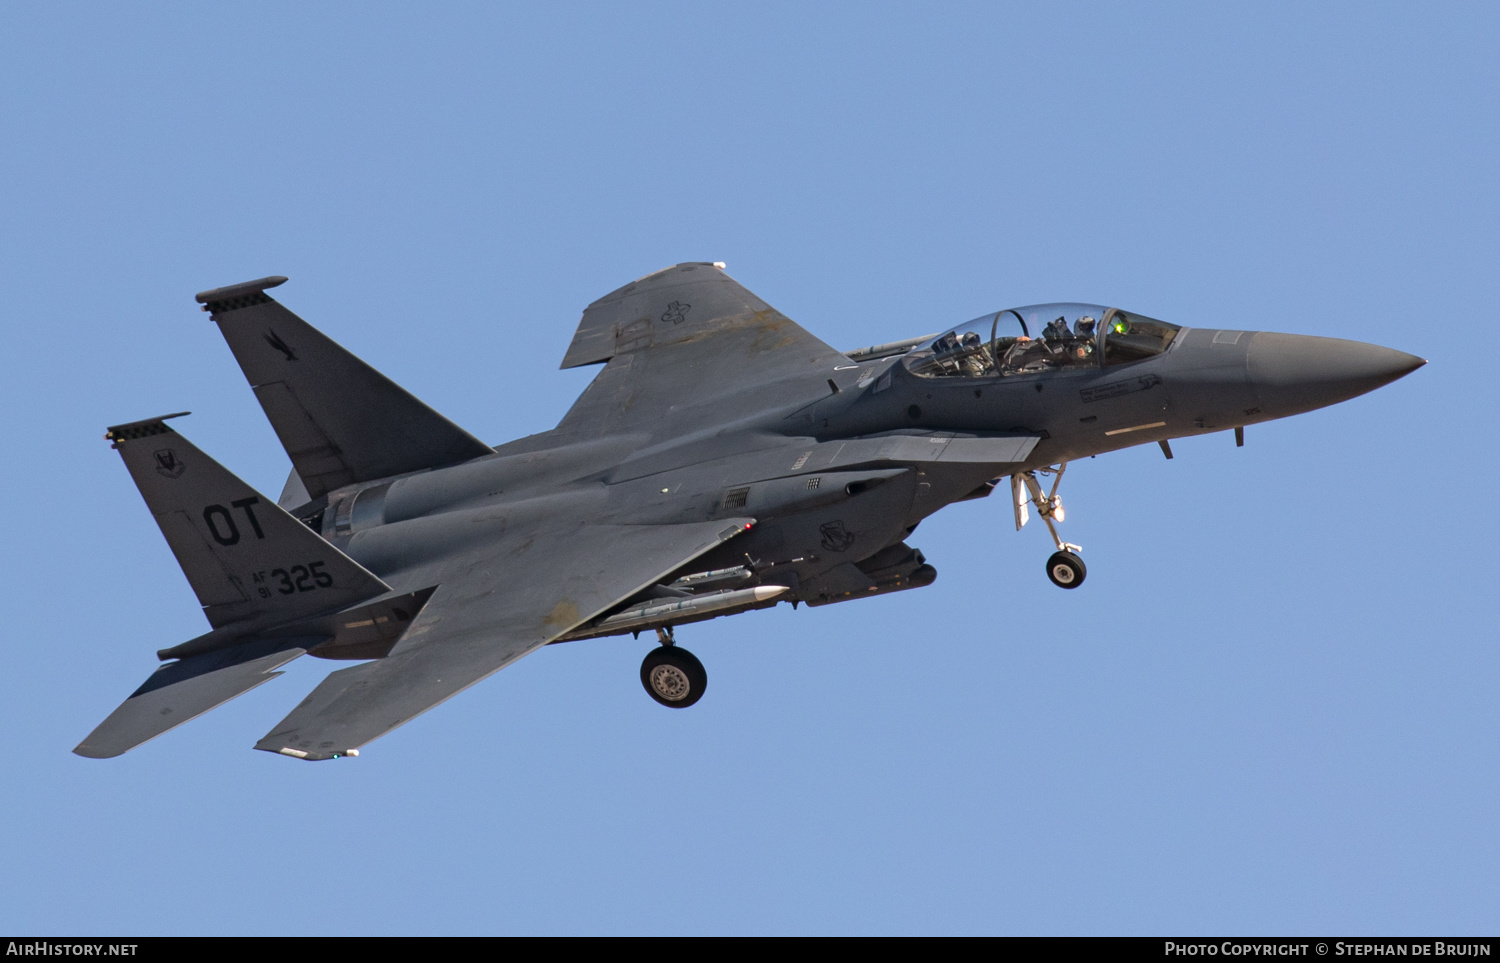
1046 551 1086 589
640 645 708 708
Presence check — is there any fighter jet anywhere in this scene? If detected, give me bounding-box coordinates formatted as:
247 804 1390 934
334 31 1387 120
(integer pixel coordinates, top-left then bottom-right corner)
76 264 1424 761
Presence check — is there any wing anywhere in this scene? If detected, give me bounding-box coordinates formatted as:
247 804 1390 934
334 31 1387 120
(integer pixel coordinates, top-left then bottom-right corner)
557 262 850 437
254 517 754 759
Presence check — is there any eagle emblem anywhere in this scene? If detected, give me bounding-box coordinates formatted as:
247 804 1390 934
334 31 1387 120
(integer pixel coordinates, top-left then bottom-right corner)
153 449 186 479
820 520 856 553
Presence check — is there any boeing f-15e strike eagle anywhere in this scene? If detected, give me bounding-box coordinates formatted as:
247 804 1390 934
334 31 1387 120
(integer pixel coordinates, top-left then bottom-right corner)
76 263 1423 761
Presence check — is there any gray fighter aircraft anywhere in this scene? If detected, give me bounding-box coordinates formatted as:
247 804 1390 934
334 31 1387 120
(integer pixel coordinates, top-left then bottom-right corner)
76 264 1423 761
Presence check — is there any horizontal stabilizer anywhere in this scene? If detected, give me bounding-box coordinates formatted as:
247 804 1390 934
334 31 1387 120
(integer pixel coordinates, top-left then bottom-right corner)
198 277 494 499
74 637 317 758
105 415 391 628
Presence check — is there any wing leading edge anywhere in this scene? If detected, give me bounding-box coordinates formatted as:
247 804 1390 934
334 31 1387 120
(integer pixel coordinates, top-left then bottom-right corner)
256 517 755 760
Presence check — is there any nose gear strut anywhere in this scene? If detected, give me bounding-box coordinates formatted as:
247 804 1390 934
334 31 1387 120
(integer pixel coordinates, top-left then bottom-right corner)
1011 463 1087 589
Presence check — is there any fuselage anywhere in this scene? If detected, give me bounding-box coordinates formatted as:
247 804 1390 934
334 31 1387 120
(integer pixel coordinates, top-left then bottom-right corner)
300 304 1421 641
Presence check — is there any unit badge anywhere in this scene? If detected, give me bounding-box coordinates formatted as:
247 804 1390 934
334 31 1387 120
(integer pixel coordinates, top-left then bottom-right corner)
820 520 856 552
153 449 186 479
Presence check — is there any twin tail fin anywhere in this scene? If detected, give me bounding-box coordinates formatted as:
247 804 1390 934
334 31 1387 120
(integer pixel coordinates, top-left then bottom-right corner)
104 414 390 630
196 277 493 500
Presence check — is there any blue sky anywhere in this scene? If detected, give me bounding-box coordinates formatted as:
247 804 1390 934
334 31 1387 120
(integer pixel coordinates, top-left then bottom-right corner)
1 2 1495 934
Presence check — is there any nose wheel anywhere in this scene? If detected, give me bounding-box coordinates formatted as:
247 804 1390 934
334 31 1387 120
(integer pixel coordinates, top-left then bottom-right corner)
641 628 708 708
1012 464 1086 589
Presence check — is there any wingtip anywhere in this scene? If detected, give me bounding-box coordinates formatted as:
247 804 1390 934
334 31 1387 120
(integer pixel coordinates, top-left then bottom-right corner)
254 741 355 761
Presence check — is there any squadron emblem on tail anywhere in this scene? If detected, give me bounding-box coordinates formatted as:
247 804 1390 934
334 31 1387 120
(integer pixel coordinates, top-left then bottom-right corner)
153 449 185 478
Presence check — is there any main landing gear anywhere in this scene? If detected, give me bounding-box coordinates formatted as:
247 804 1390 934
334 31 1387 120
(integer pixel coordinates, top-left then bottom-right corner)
640 626 708 708
1045 550 1086 589
1012 463 1087 590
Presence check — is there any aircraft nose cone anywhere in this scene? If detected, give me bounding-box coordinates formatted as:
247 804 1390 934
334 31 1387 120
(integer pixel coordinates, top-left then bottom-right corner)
1247 332 1425 417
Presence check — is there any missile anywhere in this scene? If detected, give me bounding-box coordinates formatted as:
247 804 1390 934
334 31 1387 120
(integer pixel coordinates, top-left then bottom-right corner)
561 585 790 640
669 565 752 589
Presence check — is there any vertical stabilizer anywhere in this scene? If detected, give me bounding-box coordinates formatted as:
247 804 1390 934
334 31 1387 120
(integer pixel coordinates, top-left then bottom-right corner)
196 277 494 499
105 414 391 628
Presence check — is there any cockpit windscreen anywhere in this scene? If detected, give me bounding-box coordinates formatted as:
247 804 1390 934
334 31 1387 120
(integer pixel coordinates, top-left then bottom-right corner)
903 303 1179 379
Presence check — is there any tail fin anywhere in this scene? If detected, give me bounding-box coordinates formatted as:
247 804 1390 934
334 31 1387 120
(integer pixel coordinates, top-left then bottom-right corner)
105 414 391 629
196 277 494 500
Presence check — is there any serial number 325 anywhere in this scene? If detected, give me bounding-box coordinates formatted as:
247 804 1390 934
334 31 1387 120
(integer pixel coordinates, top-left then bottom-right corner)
252 562 334 598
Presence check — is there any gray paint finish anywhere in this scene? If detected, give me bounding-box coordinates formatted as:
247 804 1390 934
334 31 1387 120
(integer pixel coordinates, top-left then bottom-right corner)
78 264 1424 761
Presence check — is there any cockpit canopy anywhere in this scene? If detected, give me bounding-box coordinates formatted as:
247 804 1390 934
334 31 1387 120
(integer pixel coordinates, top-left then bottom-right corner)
903 303 1180 379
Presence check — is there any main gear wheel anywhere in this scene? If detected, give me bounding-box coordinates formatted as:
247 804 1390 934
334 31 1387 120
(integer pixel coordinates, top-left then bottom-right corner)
640 645 708 708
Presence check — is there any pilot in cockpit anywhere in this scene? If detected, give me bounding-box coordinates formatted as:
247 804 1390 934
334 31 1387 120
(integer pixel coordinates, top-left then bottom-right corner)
1071 317 1098 361
960 331 989 376
1044 316 1072 341
1003 315 1098 369
1002 334 1047 371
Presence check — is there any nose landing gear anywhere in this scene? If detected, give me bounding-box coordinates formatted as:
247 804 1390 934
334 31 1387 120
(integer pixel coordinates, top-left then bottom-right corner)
1012 463 1087 589
640 626 708 708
